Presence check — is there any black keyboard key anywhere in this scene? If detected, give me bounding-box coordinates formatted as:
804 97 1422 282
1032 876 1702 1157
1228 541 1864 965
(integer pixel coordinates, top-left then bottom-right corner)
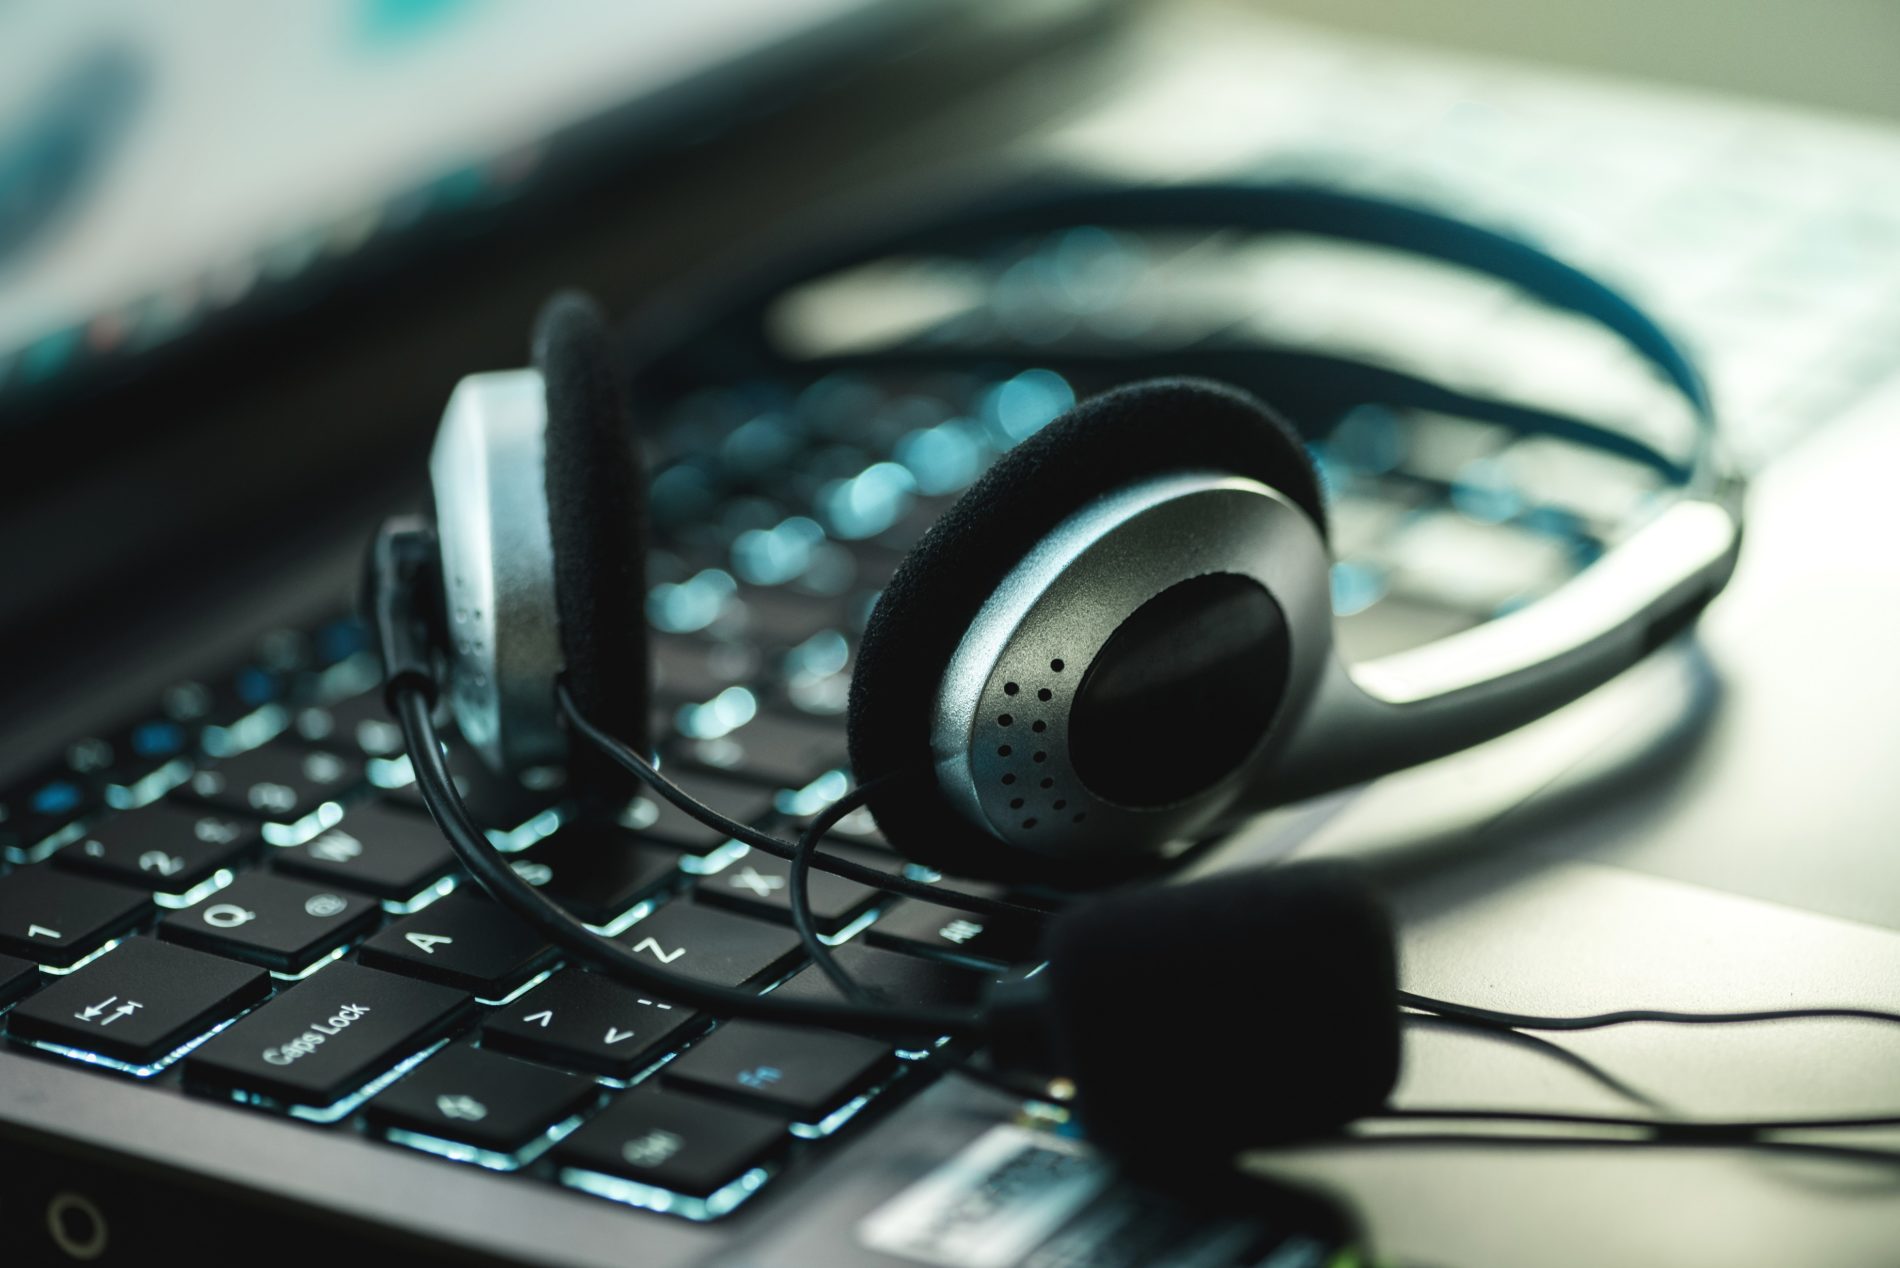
184 962 471 1108
695 850 879 934
732 586 848 650
554 1088 787 1198
841 539 906 588
779 631 855 716
509 821 684 925
290 693 405 758
310 615 372 669
782 800 891 852
674 711 846 788
484 970 699 1078
615 770 774 858
96 717 197 807
357 894 554 998
772 943 989 1012
159 873 376 974
6 938 269 1067
163 667 293 756
179 746 363 834
652 634 762 702
378 749 563 843
0 954 37 1007
273 804 455 902
0 868 149 967
58 804 259 895
617 902 801 989
664 1021 889 1120
1 768 99 862
866 898 1043 970
368 1043 595 1155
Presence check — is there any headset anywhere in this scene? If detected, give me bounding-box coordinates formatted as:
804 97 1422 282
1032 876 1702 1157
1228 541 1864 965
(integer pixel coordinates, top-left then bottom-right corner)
369 180 1900 1179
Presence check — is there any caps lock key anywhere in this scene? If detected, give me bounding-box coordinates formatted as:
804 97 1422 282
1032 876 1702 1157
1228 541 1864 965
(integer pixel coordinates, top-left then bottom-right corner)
184 962 470 1108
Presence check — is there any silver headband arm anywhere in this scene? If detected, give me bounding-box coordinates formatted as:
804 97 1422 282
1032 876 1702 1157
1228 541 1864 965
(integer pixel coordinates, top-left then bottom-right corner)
1257 483 1743 805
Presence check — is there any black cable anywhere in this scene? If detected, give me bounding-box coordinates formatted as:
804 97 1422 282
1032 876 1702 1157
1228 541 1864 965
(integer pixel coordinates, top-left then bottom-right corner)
1393 995 1900 1137
1303 1133 1900 1169
1369 1106 1900 1136
557 680 1054 922
779 786 1065 1102
1400 1012 1668 1111
790 777 886 1004
1399 990 1900 1034
394 683 986 1041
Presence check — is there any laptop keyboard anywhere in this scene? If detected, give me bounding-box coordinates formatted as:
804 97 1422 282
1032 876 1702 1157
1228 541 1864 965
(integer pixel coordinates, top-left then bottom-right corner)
9 22 1900 1230
0 346 1555 1225
0 301 1841 1226
0 378 1051 1222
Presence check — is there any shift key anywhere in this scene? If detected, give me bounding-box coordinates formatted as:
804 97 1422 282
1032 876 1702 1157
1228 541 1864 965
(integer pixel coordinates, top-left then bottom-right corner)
184 962 470 1108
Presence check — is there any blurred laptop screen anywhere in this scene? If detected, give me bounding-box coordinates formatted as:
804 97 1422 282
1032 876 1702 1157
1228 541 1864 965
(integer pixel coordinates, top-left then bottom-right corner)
0 0 910 410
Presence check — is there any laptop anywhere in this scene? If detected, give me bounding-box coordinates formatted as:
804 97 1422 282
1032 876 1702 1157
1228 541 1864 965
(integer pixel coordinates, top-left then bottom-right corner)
4 2 1898 1264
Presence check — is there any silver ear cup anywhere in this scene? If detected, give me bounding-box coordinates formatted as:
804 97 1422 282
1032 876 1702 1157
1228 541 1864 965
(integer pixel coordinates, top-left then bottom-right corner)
930 472 1334 864
429 369 565 774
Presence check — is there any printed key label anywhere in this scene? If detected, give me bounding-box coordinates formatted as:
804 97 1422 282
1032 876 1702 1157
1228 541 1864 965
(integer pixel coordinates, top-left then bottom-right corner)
261 1002 372 1065
202 903 256 929
309 831 362 863
622 1130 685 1167
939 919 983 944
195 817 244 845
303 893 349 918
72 996 143 1026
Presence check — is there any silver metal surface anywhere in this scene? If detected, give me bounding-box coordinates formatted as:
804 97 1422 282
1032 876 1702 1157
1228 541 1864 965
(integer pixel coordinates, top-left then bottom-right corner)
429 369 566 773
0 1050 722 1268
1206 381 1900 1268
932 472 1335 862
1261 493 1743 804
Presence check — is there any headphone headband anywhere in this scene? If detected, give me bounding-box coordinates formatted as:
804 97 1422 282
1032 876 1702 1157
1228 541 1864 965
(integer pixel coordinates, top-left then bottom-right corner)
627 179 1725 494
625 177 1744 819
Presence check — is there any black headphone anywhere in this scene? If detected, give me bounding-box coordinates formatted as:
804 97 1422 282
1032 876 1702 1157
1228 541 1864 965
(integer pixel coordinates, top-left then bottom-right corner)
368 180 1900 1180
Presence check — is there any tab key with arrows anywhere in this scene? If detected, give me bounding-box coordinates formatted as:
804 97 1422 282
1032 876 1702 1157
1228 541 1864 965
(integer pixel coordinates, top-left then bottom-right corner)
6 937 269 1067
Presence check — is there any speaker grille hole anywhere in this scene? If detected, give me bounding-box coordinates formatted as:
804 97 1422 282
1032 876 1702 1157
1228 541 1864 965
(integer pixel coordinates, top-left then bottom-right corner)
1037 687 1052 702
1054 799 1067 810
1031 720 1046 733
1039 777 1054 789
1001 774 1016 786
1033 751 1047 763
1003 682 1019 696
1072 811 1087 823
997 745 1011 757
1051 659 1065 672
1023 818 1038 829
1009 797 1024 810
997 714 1013 727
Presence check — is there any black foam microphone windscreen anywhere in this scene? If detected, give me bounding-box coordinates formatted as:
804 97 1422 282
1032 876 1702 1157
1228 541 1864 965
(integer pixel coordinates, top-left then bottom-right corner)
1032 860 1401 1173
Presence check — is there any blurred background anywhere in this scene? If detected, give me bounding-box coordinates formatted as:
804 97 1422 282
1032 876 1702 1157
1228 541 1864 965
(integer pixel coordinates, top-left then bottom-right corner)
1 0 1897 712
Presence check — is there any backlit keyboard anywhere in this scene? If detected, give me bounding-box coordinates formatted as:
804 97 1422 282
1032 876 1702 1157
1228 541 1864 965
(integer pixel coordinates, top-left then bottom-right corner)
10 15 1900 1226
0 368 1060 1223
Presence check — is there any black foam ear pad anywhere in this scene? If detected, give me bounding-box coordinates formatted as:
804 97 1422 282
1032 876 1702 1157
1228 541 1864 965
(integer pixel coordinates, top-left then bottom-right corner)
534 292 650 793
847 377 1325 884
1037 860 1400 1168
